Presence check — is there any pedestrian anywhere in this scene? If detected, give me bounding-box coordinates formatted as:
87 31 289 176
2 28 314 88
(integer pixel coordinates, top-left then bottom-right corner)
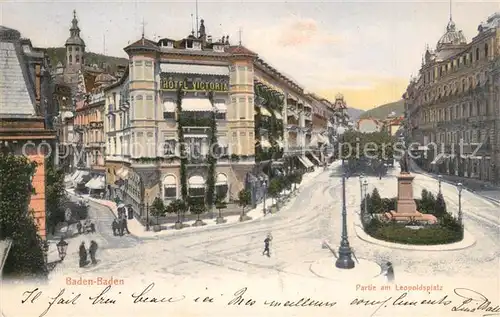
89 240 98 265
79 242 87 267
118 218 124 236
123 217 130 234
262 234 272 257
90 222 96 234
77 221 82 235
112 219 118 236
385 262 395 283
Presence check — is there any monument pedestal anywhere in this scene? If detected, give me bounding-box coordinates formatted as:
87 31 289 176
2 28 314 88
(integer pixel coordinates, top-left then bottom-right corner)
384 172 437 224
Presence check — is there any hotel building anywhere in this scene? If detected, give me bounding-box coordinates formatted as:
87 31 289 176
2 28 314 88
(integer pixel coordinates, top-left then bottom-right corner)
103 20 331 216
404 12 500 183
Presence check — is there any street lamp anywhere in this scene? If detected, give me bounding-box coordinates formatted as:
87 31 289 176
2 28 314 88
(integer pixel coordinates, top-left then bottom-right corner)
457 183 463 226
363 179 368 217
358 174 364 212
146 193 150 231
262 179 268 215
438 175 442 194
42 240 49 265
335 125 355 269
56 237 68 261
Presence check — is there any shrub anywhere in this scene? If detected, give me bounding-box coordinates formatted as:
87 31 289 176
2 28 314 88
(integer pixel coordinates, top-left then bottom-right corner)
365 219 462 245
369 188 383 214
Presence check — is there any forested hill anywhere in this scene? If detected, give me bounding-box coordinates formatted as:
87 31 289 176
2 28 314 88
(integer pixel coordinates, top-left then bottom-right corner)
45 47 128 73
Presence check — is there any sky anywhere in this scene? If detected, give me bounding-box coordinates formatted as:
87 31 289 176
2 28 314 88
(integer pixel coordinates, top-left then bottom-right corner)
1 1 498 110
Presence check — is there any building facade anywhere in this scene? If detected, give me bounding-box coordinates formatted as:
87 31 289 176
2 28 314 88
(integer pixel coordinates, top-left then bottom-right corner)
404 12 500 183
0 26 57 239
103 20 330 215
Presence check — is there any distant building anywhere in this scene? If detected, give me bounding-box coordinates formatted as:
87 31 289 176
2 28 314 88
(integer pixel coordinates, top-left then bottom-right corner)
357 118 382 133
0 26 57 239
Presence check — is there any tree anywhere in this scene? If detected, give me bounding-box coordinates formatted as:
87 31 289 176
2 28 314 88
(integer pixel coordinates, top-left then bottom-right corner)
434 192 447 218
267 178 282 205
215 192 227 221
45 160 67 235
176 87 188 201
369 188 383 214
0 153 47 277
189 196 206 224
150 197 166 225
171 199 187 228
205 91 217 210
238 189 251 219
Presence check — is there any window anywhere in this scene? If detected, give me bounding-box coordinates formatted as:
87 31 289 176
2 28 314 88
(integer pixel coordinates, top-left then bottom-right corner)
238 97 246 119
76 55 80 63
119 113 123 130
237 66 247 85
485 43 489 59
229 66 237 85
164 112 175 120
146 95 154 119
476 48 480 61
69 54 72 65
136 95 144 119
163 139 176 156
215 112 226 120
134 61 143 80
130 96 134 119
119 136 123 155
144 61 153 81
129 61 134 80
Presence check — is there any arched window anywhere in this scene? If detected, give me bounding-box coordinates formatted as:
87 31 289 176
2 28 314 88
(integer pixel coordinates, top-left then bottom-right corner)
484 43 489 59
476 48 480 61
162 174 177 201
68 54 72 65
76 55 80 63
188 175 205 197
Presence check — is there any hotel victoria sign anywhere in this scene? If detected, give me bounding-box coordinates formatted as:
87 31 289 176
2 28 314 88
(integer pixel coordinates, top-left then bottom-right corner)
160 74 229 92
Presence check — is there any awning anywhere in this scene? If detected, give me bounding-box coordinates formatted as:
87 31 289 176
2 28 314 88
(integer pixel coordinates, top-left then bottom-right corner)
160 63 229 76
216 173 228 186
302 156 315 168
116 167 124 178
260 107 272 117
215 102 227 113
163 174 177 187
71 170 82 181
188 175 205 188
260 139 272 148
182 98 213 112
309 153 322 165
163 100 176 112
74 171 90 184
297 156 310 169
121 169 129 179
185 134 207 139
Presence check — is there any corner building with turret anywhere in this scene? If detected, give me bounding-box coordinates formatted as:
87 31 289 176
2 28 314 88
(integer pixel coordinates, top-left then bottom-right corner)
104 20 333 216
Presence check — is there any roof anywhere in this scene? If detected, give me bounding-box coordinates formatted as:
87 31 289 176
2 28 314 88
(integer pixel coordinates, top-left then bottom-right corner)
226 45 257 56
436 19 467 51
0 40 36 117
83 72 97 92
104 66 129 91
124 37 159 53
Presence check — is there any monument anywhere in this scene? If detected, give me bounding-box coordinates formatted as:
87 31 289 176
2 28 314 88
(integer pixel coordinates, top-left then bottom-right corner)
384 152 437 223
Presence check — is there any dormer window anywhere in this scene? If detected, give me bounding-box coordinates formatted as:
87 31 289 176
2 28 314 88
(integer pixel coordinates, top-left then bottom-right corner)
213 45 223 52
22 45 31 53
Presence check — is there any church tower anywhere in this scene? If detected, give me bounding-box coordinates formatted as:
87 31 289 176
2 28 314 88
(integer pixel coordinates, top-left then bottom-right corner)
65 10 85 72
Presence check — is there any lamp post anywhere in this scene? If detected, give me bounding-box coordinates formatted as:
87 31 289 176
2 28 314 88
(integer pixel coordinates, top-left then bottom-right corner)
358 174 364 212
335 125 355 269
438 175 442 194
363 179 368 216
56 237 68 261
262 179 268 215
146 193 150 231
457 182 463 226
42 240 49 265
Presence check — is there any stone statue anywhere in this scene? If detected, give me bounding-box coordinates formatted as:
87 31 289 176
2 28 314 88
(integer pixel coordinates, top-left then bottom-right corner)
400 151 409 173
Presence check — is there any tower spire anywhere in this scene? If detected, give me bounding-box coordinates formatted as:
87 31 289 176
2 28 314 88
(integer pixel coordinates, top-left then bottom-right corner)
141 17 145 38
238 27 242 46
195 0 199 38
449 0 452 21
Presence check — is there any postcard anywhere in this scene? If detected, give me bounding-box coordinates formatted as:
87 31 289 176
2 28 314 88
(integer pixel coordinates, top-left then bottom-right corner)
0 0 499 316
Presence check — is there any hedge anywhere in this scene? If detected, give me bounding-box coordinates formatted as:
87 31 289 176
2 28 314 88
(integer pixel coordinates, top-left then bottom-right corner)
365 218 463 245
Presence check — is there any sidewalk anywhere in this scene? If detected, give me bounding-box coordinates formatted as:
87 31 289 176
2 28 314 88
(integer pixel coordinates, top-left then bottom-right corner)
410 161 500 204
69 167 326 238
